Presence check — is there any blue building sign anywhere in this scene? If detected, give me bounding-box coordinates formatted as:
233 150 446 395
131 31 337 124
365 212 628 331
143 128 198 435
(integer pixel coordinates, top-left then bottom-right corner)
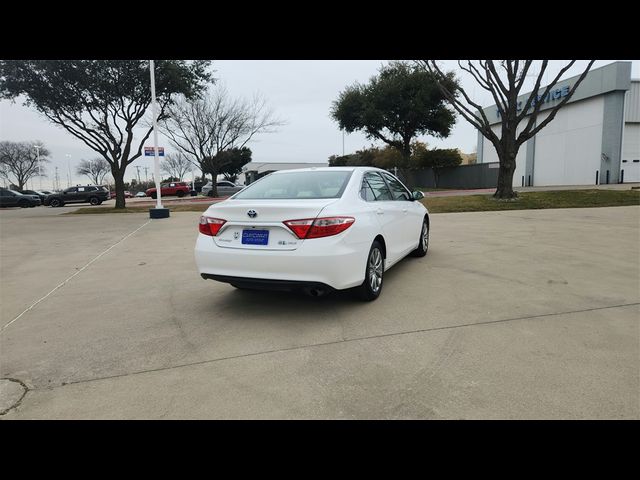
496 85 571 118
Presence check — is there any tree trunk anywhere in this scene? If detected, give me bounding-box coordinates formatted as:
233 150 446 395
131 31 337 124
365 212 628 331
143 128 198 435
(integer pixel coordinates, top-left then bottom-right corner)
209 167 219 197
113 170 126 209
494 151 517 199
433 168 439 189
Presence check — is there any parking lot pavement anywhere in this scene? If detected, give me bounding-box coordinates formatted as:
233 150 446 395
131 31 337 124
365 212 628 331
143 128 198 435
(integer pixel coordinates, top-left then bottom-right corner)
0 204 83 217
0 206 638 419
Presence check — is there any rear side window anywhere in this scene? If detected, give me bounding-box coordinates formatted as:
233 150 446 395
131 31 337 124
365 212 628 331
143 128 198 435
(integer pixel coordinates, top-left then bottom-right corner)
234 171 352 199
362 172 393 201
381 172 411 201
360 180 376 201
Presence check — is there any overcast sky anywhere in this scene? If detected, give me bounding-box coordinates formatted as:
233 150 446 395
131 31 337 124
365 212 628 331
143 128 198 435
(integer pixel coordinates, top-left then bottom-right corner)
1 60 637 189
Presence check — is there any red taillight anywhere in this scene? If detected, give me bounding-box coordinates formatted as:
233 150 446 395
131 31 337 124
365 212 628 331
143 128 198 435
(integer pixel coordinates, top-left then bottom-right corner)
199 216 226 236
283 219 314 239
284 217 355 239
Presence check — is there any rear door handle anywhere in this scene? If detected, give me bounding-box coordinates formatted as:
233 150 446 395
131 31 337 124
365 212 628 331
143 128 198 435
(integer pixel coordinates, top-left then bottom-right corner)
376 208 384 215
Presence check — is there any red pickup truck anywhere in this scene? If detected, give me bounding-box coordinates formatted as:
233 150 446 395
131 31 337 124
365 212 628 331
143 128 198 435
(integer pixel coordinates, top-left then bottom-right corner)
145 182 191 199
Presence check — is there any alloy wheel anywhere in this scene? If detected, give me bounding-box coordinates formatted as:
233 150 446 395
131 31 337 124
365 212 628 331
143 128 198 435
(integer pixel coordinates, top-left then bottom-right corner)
368 248 383 294
422 222 429 251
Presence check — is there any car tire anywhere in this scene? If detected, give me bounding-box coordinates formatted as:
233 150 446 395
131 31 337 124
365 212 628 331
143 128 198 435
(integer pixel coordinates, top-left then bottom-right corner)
89 197 100 205
50 198 63 207
176 190 185 198
151 193 157 199
18 200 30 208
356 240 385 301
410 217 429 257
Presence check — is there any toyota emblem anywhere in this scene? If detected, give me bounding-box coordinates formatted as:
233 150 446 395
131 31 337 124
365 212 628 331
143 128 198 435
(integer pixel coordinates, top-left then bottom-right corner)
247 209 258 218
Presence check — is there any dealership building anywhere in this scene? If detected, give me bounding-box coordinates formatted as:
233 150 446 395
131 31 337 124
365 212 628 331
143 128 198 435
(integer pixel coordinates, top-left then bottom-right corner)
477 61 640 186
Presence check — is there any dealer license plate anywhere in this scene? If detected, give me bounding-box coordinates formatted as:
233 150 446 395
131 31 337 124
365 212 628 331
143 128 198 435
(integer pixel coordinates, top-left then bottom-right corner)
242 229 269 245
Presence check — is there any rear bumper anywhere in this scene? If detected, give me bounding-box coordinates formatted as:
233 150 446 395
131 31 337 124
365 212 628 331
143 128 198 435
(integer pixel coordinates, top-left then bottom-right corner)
201 273 334 292
195 232 370 291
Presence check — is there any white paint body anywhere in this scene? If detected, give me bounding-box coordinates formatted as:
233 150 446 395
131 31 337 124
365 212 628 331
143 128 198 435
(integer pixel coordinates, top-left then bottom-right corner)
194 167 429 290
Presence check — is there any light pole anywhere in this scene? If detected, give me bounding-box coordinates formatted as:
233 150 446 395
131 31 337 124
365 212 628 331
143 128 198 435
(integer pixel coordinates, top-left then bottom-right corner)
65 154 72 187
149 59 169 219
33 145 42 189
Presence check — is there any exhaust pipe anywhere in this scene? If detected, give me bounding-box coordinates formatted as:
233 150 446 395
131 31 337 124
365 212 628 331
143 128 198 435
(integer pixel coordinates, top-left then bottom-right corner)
304 287 329 298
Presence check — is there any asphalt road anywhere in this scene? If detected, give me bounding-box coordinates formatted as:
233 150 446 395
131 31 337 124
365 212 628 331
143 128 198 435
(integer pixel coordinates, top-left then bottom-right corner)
1 206 638 419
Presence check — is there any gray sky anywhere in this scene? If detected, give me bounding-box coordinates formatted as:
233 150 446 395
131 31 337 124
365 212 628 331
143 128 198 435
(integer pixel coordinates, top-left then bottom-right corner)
1 60 637 190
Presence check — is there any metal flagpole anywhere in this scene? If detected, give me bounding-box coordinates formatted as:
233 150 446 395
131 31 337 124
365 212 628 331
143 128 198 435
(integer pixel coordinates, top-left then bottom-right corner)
150 60 162 209
149 60 169 218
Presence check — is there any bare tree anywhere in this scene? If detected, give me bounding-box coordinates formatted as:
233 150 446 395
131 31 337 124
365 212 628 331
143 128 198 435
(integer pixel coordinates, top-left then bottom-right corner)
0 140 49 190
0 60 213 208
161 152 192 180
159 84 284 197
76 158 110 185
417 60 595 199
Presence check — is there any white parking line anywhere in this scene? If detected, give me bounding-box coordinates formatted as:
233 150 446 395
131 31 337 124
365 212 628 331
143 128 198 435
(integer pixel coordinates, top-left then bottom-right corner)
1 219 152 333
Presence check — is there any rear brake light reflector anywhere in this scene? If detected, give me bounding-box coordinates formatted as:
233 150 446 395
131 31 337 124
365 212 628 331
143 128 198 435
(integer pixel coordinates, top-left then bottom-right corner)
199 216 226 236
284 217 355 239
283 219 314 239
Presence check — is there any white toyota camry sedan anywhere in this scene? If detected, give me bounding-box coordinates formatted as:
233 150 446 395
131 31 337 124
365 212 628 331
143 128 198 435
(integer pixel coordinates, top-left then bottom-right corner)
194 167 430 301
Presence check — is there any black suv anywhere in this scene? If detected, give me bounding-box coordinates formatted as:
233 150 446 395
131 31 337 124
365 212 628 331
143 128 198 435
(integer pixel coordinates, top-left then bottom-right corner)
44 185 110 207
0 188 41 208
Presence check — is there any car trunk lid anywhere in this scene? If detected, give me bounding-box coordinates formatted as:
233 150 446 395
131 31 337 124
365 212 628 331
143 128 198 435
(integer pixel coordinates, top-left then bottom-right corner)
207 199 337 251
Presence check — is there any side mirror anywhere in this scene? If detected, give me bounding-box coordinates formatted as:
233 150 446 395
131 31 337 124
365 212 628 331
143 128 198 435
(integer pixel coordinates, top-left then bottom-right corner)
411 191 425 201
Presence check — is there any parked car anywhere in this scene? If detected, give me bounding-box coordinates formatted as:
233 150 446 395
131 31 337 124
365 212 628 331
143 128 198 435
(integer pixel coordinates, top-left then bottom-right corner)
135 191 147 198
195 167 429 301
145 182 190 199
110 190 133 198
19 189 48 203
202 180 244 197
0 188 41 208
44 185 110 207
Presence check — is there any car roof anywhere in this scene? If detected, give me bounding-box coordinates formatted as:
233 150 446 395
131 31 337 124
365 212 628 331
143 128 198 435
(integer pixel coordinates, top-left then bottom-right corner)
270 166 387 174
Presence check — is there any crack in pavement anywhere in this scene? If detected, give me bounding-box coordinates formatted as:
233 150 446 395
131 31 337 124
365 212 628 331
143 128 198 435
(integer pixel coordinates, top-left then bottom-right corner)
23 301 639 393
1 219 152 333
0 378 29 416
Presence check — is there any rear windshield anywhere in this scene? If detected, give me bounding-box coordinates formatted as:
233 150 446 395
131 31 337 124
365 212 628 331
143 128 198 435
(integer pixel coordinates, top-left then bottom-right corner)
233 171 352 200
